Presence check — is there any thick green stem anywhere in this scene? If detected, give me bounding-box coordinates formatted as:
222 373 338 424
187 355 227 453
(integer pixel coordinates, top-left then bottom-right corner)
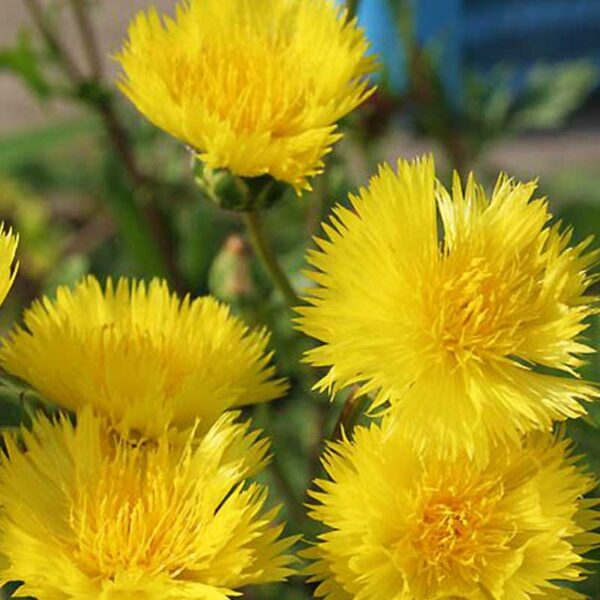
241 210 299 308
254 404 305 525
269 453 305 525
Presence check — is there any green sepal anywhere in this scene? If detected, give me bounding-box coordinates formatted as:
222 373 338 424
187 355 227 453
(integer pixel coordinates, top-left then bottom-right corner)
194 161 285 212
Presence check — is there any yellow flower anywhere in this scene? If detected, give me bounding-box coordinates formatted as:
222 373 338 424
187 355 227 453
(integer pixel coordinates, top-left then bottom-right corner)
0 223 18 306
116 0 376 193
0 408 294 599
305 420 600 599
298 156 598 458
0 276 287 438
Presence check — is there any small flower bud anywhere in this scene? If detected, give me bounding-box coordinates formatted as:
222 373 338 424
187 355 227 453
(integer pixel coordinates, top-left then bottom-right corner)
209 234 254 303
194 161 286 212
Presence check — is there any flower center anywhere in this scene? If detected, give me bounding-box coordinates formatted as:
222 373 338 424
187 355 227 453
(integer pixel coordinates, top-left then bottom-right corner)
423 254 535 365
411 493 488 567
69 445 203 579
391 478 516 598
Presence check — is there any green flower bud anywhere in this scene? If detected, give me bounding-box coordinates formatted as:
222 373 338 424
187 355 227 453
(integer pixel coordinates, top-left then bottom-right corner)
194 161 286 212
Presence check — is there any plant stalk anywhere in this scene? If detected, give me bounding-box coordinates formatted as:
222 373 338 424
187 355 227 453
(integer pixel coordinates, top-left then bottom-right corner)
269 452 305 525
24 0 185 291
69 0 104 79
241 210 299 308
24 0 83 82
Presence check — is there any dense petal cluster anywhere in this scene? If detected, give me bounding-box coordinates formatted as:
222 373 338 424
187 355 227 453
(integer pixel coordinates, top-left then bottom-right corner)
306 421 600 599
298 156 598 458
0 409 294 599
116 0 376 192
0 276 287 438
0 224 18 306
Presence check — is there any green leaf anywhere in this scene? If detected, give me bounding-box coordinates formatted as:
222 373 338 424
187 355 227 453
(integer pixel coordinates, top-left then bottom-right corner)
72 80 112 106
1 581 26 600
509 61 598 131
0 117 100 173
0 397 25 429
0 30 52 100
461 68 514 156
99 149 169 280
0 373 49 428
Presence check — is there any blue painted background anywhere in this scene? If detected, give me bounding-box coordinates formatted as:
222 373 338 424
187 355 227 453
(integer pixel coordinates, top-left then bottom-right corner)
353 0 600 93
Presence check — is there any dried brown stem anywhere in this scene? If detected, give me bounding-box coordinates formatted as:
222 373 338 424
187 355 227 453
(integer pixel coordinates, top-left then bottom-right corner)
69 0 104 79
332 385 362 441
24 0 185 292
24 0 83 81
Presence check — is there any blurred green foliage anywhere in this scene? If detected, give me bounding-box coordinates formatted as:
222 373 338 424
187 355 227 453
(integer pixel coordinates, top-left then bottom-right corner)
0 0 599 598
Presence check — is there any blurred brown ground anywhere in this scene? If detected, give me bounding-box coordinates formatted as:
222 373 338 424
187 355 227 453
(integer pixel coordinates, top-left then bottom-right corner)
0 0 173 132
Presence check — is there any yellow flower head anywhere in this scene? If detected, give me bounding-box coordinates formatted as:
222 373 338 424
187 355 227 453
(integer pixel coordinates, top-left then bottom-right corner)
0 409 294 599
0 276 287 438
0 223 18 306
116 0 376 193
298 156 598 458
306 421 600 599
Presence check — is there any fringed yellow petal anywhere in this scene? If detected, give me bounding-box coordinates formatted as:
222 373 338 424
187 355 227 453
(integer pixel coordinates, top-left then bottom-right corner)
0 276 287 438
305 420 600 599
0 409 295 599
0 223 18 306
298 156 598 460
116 0 376 193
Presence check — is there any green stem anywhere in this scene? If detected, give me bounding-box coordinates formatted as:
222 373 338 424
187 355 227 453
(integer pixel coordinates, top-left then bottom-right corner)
253 404 306 526
269 452 305 525
241 210 299 308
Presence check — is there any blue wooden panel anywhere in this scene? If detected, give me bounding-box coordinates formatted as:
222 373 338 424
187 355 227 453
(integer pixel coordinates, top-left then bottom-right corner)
354 0 404 88
355 0 461 93
463 0 600 71
413 0 461 96
349 0 600 94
